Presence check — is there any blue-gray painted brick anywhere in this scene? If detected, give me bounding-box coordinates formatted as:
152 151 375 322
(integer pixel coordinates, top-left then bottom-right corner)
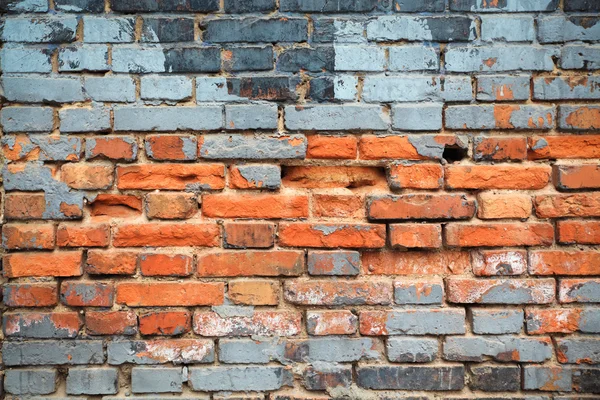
580 309 600 333
3 313 80 338
443 336 552 362
309 75 358 102
481 16 535 42
388 46 439 71
204 18 308 43
307 250 360 276
534 76 600 100
280 0 379 12
449 0 559 12
199 134 306 159
2 136 82 161
2 75 85 103
367 16 476 42
111 0 219 12
113 46 221 73
445 105 555 130
312 18 367 43
285 105 389 130
394 281 444 304
83 17 135 43
225 104 278 130
376 309 465 335
55 0 105 12
560 279 600 303
3 162 60 191
141 76 193 101
523 366 572 391
392 104 443 131
66 368 118 395
142 17 195 43
538 16 600 43
196 77 244 102
1 0 48 12
114 106 223 131
1 106 54 132
334 45 385 72
58 45 109 72
188 366 293 391
224 0 276 13
362 76 472 102
472 309 523 334
561 45 600 70
84 76 136 102
393 0 445 12
4 369 57 395
2 341 105 366
357 366 464 390
107 340 214 365
59 107 111 133
477 75 531 101
556 338 600 364
0 47 53 73
131 367 182 393
1 16 77 42
445 46 558 72
234 164 281 189
218 339 283 364
224 46 273 71
386 338 439 363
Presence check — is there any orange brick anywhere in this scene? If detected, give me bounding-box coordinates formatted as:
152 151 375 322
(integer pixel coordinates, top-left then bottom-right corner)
388 163 443 189
554 165 600 190
534 193 600 218
4 251 82 277
86 250 137 275
5 193 48 220
279 223 386 248
446 278 555 304
359 135 465 160
529 250 600 276
61 281 114 307
558 220 600 245
389 224 442 249
90 194 142 218
307 310 357 335
528 136 600 160
228 280 279 305
472 250 527 276
473 137 527 161
445 223 554 247
193 311 301 337
282 166 386 189
223 222 274 248
445 165 551 190
312 194 365 218
202 194 308 219
113 223 220 247
368 194 476 220
139 253 193 276
561 105 600 130
362 251 470 275
87 136 137 161
146 192 197 219
86 311 137 335
3 284 58 307
145 135 197 160
117 164 224 190
2 224 55 250
116 282 224 306
525 309 585 334
307 135 357 159
61 163 114 190
197 251 303 277
57 224 110 247
139 311 191 336
477 192 532 219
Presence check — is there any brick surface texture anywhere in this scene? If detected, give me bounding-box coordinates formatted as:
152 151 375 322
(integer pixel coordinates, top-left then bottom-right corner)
0 0 599 398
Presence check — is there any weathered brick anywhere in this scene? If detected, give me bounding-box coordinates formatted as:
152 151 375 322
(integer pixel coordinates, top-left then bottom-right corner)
307 310 357 335
307 75 358 102
1 16 77 42
228 280 279 305
470 366 520 392
279 223 386 248
538 16 600 43
108 339 214 364
144 135 196 161
285 105 389 130
61 281 114 307
55 0 104 12
359 135 468 161
477 192 532 219
141 75 193 101
394 279 444 304
61 163 114 190
2 341 104 366
199 134 306 160
3 283 57 307
2 135 81 162
444 336 553 362
446 278 555 304
1 0 48 12
115 45 221 73
223 222 274 249
389 45 439 71
529 135 600 160
114 106 222 131
142 17 194 42
387 163 443 189
111 0 218 12
4 251 82 277
446 104 555 129
311 17 366 43
304 365 352 390
357 366 464 390
560 279 600 303
472 250 527 276
522 366 572 391
139 253 193 276
203 194 308 219
4 369 57 395
473 137 528 161
193 311 301 336
387 338 439 363
362 250 470 275
534 76 600 100
85 311 137 335
561 44 600 70
225 104 278 130
360 309 465 335
477 75 531 101
2 75 85 103
229 164 281 190
204 18 308 43
529 250 600 275
285 280 391 305
198 250 303 277
2 223 54 250
481 16 535 42
363 76 472 102
86 136 137 162
526 308 600 335
559 105 600 131
86 250 138 275
558 220 600 245
307 250 360 276
146 192 197 220
367 16 475 42
58 44 108 71
117 164 223 190
472 309 523 334
189 366 293 391
278 47 334 72
67 368 118 395
0 47 53 73
281 0 378 12
4 312 82 338
117 282 224 306
138 311 191 336
445 46 557 72
368 194 475 220
131 367 182 393
557 338 600 364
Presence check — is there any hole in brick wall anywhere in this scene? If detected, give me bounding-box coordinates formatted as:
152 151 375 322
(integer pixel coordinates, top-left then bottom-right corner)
442 146 467 163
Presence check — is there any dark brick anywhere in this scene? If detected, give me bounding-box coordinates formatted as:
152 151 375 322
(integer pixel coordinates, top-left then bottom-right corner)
470 366 520 392
308 77 335 102
229 77 296 101
142 18 195 42
312 18 336 43
357 366 465 390
111 0 219 12
574 368 600 393
224 0 275 13
303 365 352 390
164 47 221 72
278 47 334 72
565 0 600 11
204 18 308 43
393 0 445 12
280 0 379 12
55 0 104 12
224 46 273 71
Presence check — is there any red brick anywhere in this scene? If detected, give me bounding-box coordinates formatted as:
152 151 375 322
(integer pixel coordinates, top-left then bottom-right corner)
4 251 82 277
446 278 555 304
223 222 275 248
228 280 280 305
197 250 303 277
529 250 600 276
528 135 600 160
473 137 527 161
307 135 357 159
284 280 392 305
4 312 82 338
559 279 600 303
526 309 585 334
312 194 365 218
146 192 197 219
61 163 114 190
57 224 110 247
116 282 224 306
3 284 58 307
139 253 193 276
359 135 464 160
5 193 49 220
193 311 301 337
90 194 143 218
477 193 532 219
117 164 224 190
534 192 600 218
445 223 554 247
445 165 551 190
2 224 55 250
202 194 309 219
113 223 220 247
368 194 475 220
145 135 197 160
389 223 442 249
279 223 386 249
307 310 357 335
558 220 600 245
282 166 386 189
561 105 600 130
362 251 470 275
472 250 527 276
86 250 137 275
139 311 191 336
60 281 114 307
85 311 137 335
87 136 137 161
554 165 600 190
387 163 443 189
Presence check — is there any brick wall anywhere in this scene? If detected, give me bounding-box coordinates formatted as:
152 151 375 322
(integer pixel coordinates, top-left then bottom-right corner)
1 0 599 397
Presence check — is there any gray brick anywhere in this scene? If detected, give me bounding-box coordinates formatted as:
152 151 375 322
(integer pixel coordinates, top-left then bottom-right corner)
481 16 535 42
280 0 378 12
3 312 81 338
334 45 386 71
394 280 443 304
131 367 182 393
303 364 352 391
445 105 555 130
278 47 334 72
224 0 276 13
232 164 281 189
107 340 214 365
113 45 221 73
58 44 109 72
387 338 438 363
560 279 600 303
66 368 118 395
534 76 600 100
312 18 367 43
1 16 77 43
2 136 82 161
84 76 136 102
204 18 308 43
142 17 195 42
443 336 553 362
225 104 278 130
83 16 135 43
362 309 465 335
450 0 558 11
60 107 111 133
285 105 389 130
188 366 293 391
357 366 464 390
307 250 360 276
141 75 193 102
112 0 218 12
446 45 557 72
392 104 443 131
1 0 48 12
219 339 283 364
565 0 600 11
224 46 273 71
561 44 600 70
199 134 306 159
196 77 244 102
2 341 104 366
1 106 54 132
55 0 105 12
472 309 523 334
389 45 439 71
556 338 600 364
392 0 445 12
294 338 381 362
363 76 472 102
2 75 85 103
308 75 358 102
523 366 572 391
114 106 223 131
477 75 530 101
0 47 53 73
470 365 520 392
367 16 476 42
538 16 600 43
4 369 57 395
